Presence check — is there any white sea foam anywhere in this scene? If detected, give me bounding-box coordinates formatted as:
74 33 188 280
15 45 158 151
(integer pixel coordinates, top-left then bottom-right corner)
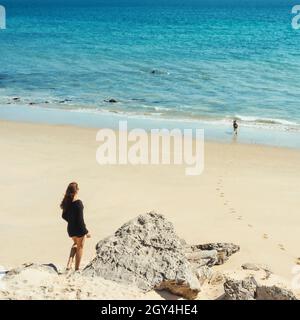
1 98 300 133
233 114 298 126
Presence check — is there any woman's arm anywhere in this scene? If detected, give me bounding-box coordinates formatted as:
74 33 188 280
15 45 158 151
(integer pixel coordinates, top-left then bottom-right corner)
76 200 89 235
62 210 68 222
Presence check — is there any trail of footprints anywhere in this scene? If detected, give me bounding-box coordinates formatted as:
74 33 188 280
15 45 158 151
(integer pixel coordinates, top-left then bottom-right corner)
216 176 286 252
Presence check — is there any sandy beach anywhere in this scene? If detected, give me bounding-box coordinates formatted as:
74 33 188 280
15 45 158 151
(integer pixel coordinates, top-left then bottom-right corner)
0 119 300 295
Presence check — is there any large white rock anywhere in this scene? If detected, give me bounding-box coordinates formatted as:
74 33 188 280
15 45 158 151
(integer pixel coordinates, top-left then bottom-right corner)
83 212 201 299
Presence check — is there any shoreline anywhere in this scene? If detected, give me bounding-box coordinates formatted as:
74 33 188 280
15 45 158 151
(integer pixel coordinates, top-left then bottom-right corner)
1 104 300 149
1 117 300 152
0 119 300 282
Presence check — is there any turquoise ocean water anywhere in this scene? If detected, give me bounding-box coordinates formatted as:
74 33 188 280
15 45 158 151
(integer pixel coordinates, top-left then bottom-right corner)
1 0 300 147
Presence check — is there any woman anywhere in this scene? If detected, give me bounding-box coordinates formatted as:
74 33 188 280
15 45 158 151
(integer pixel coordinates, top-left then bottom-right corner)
61 182 90 271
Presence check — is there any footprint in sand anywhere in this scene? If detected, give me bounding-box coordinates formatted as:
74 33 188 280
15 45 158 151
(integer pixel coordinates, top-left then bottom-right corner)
278 244 285 251
263 233 268 239
220 193 224 198
237 216 243 220
248 224 253 228
295 258 300 265
230 208 236 213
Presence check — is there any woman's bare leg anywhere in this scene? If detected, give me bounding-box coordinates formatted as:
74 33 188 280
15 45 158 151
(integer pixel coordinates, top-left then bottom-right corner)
74 236 85 271
66 238 77 270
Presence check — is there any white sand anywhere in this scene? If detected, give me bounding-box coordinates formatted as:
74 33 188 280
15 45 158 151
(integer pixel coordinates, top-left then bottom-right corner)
0 120 300 298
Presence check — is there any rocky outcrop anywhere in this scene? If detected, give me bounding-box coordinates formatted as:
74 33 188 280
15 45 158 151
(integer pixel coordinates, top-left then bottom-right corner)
0 213 240 300
241 263 272 279
0 263 61 299
224 276 257 300
83 212 201 299
0 263 145 300
184 242 240 268
194 243 240 264
82 212 240 299
5 263 59 276
3 213 295 300
195 266 213 286
184 247 218 268
223 275 297 300
256 285 297 300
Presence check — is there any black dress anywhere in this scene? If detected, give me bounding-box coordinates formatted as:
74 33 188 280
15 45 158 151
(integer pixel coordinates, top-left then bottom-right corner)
62 200 89 237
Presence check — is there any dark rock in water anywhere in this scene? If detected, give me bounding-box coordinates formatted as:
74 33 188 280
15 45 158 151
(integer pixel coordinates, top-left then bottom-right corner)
58 99 72 104
83 212 201 299
29 102 36 105
105 98 118 103
150 69 169 75
151 69 163 75
12 97 20 102
44 101 49 104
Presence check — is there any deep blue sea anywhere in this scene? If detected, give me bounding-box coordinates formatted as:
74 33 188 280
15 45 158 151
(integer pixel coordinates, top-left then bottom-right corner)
1 0 300 146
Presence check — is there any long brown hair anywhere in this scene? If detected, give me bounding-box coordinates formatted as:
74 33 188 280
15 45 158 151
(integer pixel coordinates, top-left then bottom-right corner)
60 182 79 211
